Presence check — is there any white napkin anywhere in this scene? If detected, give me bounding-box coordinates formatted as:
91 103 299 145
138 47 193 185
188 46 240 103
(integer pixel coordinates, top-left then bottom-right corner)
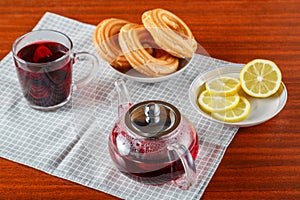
0 12 238 200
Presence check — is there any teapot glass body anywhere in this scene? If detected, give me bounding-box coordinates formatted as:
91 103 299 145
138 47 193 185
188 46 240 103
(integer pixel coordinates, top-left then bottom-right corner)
108 80 199 189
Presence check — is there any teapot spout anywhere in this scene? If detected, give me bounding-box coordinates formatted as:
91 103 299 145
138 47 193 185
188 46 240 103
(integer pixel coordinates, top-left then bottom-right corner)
115 79 132 117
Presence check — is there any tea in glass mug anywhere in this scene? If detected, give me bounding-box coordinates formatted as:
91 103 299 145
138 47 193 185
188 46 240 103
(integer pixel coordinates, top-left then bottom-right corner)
12 30 99 111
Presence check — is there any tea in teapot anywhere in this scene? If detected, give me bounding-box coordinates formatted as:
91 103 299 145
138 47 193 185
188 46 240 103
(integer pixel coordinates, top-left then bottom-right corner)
108 80 199 189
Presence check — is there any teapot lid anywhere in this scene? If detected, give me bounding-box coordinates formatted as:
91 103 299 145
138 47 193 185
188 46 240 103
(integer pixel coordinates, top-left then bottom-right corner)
124 100 181 138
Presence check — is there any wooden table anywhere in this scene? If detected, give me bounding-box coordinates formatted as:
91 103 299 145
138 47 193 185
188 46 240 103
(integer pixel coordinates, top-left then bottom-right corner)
1 0 299 199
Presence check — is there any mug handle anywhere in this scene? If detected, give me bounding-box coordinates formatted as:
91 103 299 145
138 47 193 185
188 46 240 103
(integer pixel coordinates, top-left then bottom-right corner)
72 52 99 90
168 143 197 190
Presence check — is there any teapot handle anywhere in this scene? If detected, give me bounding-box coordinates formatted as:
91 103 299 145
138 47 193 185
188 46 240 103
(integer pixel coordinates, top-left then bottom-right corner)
168 143 196 190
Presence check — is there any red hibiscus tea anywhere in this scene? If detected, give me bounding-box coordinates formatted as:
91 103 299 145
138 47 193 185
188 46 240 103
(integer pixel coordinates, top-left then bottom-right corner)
14 41 72 108
109 116 199 185
13 30 99 111
109 130 198 185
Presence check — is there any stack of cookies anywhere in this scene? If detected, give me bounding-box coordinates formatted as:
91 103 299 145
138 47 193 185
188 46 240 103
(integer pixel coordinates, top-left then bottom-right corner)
93 8 197 77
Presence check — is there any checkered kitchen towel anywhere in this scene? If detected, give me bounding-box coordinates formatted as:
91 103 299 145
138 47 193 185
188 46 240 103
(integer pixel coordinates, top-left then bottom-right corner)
0 12 238 200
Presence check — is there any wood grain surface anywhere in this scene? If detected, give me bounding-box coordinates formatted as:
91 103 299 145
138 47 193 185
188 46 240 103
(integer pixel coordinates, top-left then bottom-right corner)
1 0 300 199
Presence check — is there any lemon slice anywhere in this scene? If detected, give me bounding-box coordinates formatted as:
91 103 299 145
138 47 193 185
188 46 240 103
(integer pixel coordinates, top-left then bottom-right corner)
205 76 240 96
240 59 282 98
198 90 240 112
212 96 251 122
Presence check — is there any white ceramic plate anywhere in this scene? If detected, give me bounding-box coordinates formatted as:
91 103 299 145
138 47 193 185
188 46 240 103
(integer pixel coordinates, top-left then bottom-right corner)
108 54 195 83
189 64 288 127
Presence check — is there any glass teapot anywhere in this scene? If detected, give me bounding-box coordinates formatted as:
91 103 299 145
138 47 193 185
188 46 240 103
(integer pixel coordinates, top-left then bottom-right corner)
108 80 199 189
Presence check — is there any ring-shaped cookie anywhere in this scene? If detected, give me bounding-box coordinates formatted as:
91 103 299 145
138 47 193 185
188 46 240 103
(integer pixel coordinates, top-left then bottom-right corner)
142 8 197 58
93 18 132 72
119 24 179 77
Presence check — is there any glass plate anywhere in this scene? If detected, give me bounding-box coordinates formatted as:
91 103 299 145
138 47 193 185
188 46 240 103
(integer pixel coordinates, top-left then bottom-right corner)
108 54 195 83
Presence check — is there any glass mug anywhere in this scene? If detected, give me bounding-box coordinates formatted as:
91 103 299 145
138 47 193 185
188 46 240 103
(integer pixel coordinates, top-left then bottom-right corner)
12 30 99 111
